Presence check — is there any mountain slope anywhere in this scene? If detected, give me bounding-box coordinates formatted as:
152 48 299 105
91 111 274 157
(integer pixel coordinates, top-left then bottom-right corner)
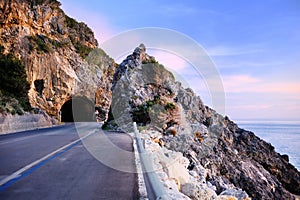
108 44 300 199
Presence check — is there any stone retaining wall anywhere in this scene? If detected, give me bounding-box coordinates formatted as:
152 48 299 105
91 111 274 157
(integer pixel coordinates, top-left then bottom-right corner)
0 113 58 134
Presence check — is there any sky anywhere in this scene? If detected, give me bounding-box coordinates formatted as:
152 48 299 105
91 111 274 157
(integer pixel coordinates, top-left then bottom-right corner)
60 0 300 120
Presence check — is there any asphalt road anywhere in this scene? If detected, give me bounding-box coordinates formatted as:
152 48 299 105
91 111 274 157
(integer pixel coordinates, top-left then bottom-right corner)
0 123 138 200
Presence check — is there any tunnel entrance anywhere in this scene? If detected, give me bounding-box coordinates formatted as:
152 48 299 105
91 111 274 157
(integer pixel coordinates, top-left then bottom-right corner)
60 96 95 122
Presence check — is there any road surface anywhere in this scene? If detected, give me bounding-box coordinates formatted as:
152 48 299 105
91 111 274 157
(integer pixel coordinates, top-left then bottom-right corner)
0 123 138 200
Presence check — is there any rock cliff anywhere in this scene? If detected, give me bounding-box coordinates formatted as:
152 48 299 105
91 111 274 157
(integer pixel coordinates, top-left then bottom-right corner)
108 44 300 199
0 0 115 119
1 1 299 199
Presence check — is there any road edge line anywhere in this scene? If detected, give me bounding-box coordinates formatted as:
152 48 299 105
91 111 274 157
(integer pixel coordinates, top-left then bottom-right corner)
0 129 97 188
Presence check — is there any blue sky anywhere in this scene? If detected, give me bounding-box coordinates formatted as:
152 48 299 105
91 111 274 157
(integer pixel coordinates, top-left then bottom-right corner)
60 0 300 120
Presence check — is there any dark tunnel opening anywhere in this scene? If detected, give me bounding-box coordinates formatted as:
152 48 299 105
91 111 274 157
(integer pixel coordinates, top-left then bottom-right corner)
60 96 95 122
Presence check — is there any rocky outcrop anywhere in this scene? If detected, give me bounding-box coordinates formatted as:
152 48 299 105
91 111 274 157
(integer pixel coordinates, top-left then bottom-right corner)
141 130 251 200
110 44 183 132
1 1 299 198
0 0 115 119
109 44 300 199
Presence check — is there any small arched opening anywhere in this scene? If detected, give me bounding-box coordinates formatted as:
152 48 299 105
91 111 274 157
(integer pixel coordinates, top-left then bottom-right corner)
60 96 95 122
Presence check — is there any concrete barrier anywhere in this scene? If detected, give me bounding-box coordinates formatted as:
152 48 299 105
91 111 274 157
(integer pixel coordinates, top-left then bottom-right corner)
133 122 170 200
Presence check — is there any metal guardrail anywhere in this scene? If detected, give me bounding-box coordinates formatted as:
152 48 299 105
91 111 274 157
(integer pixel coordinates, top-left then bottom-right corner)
133 122 170 200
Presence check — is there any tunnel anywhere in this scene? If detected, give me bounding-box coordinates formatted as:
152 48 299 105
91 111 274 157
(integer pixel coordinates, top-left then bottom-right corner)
60 96 95 122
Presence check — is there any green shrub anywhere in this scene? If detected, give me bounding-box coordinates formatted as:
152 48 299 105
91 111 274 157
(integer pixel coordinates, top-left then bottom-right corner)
50 39 69 49
102 121 110 130
165 102 176 111
132 95 138 100
138 126 147 132
75 43 93 59
142 57 158 64
65 15 78 29
64 15 96 59
0 46 31 112
31 0 61 6
131 97 162 125
12 104 24 115
68 34 93 59
11 109 16 115
27 35 51 54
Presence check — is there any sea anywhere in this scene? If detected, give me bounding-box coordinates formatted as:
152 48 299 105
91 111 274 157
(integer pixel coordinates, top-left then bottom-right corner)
236 120 300 171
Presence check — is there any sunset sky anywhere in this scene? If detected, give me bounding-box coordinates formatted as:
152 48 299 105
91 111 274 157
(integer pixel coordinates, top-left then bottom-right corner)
60 0 300 120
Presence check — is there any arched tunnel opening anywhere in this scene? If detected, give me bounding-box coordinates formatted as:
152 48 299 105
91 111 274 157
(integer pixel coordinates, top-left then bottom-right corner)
60 96 96 122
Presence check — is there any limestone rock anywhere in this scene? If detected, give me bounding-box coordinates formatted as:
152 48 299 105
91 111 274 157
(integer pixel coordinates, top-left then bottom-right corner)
111 44 300 199
181 182 217 200
0 0 115 119
158 150 190 188
220 189 250 200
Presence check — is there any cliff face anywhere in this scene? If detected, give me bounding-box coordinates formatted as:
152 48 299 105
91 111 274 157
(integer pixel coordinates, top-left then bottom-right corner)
1 1 299 199
110 44 204 133
109 44 300 199
0 0 114 118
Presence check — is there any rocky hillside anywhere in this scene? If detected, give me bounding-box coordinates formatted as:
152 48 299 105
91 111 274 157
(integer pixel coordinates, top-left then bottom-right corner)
0 0 115 119
1 1 299 199
108 44 300 199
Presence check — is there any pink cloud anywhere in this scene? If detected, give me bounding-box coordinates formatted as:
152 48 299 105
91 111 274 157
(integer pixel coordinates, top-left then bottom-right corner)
148 50 189 71
223 74 300 94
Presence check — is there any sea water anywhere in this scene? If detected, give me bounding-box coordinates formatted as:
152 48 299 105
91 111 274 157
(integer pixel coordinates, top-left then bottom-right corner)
236 120 300 171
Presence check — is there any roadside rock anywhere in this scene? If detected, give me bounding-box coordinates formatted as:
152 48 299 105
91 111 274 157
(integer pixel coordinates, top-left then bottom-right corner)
181 183 216 200
110 44 300 199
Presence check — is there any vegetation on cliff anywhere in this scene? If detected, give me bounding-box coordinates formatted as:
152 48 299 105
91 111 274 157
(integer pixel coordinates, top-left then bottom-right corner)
30 0 61 7
64 15 96 58
0 46 31 114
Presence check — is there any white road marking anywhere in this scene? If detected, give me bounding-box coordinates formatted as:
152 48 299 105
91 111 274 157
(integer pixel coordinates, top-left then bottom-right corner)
0 129 97 187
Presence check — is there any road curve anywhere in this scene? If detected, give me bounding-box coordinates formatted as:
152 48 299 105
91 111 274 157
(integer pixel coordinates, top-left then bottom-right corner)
0 123 138 200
